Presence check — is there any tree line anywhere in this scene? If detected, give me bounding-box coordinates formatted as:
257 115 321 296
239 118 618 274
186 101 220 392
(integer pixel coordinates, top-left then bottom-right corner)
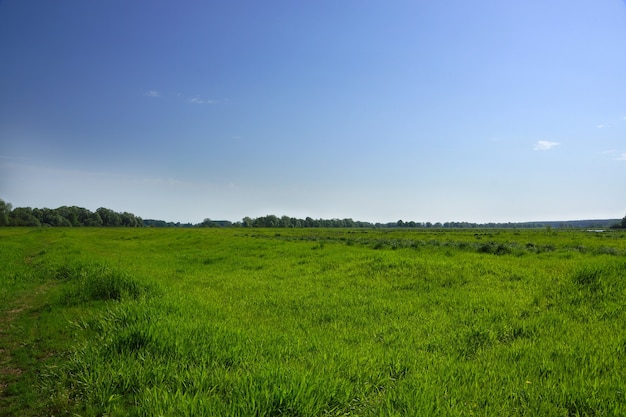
1 198 624 229
0 199 142 227
239 215 625 229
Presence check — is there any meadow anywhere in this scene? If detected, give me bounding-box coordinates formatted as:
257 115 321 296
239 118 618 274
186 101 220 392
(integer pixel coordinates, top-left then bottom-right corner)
1 227 625 416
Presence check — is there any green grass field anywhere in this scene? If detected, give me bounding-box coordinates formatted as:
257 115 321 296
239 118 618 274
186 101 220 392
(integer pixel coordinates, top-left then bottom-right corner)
1 227 625 416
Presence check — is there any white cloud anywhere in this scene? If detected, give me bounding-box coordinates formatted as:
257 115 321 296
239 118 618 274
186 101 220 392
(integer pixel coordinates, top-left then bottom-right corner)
615 153 626 161
144 91 220 104
596 124 607 129
188 96 215 104
533 140 560 151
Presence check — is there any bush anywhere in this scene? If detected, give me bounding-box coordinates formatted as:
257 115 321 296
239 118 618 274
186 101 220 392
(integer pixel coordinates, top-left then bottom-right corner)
477 241 513 255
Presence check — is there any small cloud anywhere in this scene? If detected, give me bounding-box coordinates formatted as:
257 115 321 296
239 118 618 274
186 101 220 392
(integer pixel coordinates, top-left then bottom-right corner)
596 124 608 129
533 140 560 151
615 153 626 161
145 90 161 98
188 96 215 104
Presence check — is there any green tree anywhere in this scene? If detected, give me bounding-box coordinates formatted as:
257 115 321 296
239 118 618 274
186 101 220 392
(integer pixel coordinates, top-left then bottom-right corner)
96 207 121 226
86 211 103 227
56 206 79 226
199 218 218 227
0 198 12 226
9 207 41 226
253 215 279 227
280 215 292 228
120 212 141 227
34 208 70 226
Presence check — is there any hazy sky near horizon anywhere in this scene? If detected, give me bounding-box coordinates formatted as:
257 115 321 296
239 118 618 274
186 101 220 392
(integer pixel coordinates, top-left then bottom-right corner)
1 0 625 223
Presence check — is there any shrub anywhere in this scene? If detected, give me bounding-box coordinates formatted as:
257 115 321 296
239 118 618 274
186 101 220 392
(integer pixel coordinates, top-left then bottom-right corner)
477 241 513 255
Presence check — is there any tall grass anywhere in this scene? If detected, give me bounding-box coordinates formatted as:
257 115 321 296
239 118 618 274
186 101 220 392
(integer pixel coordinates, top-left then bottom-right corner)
1 227 626 415
55 262 150 304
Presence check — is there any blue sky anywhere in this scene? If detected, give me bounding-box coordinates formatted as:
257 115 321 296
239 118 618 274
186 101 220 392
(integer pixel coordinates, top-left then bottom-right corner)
1 0 625 223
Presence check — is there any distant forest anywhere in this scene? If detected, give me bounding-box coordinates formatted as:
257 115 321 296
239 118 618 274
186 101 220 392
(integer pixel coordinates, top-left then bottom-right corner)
0 199 143 227
0 198 624 229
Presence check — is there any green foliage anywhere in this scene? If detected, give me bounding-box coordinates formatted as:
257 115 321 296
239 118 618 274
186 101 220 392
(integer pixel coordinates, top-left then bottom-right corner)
1 197 622 230
0 198 11 226
610 214 626 229
1 228 626 416
8 206 41 226
55 262 149 304
0 198 142 227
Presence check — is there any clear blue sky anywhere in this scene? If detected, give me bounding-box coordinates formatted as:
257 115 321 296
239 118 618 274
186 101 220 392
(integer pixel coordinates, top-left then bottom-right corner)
1 0 625 223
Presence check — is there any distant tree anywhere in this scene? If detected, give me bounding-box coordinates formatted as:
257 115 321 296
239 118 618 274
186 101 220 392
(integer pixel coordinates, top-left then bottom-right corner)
9 207 41 226
33 207 70 227
96 207 121 226
85 211 103 226
253 215 279 227
0 202 145 227
67 211 79 226
267 215 279 227
120 212 142 227
199 218 219 227
72 207 93 226
56 206 80 226
0 198 12 226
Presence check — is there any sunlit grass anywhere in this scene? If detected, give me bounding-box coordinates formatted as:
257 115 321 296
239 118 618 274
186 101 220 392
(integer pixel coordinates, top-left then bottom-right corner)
1 227 625 415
